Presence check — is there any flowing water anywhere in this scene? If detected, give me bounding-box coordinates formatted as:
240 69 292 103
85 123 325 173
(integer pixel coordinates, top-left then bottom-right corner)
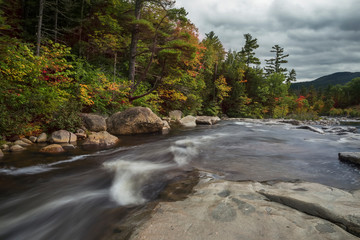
1 120 360 240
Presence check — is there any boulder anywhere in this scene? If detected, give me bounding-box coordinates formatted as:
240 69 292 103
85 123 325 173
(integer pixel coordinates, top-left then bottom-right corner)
10 145 25 152
0 149 3 157
339 152 360 165
83 131 119 147
107 107 163 135
29 136 37 143
280 119 301 126
297 125 325 134
169 110 183 121
80 113 107 132
20 138 33 145
62 144 76 150
179 115 196 127
1 144 9 152
162 120 171 134
49 130 77 143
14 140 30 147
75 132 87 140
131 180 360 240
36 133 48 143
196 116 221 125
40 144 65 153
325 126 358 134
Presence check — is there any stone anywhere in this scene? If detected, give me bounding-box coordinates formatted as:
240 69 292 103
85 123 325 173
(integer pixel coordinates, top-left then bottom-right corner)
297 125 325 134
75 133 87 140
130 180 360 240
76 129 86 134
83 131 119 147
10 145 25 152
107 107 163 135
69 132 77 142
14 140 30 147
196 116 221 125
0 149 3 157
80 113 107 132
338 152 360 165
162 120 170 134
169 110 183 121
280 119 301 126
1 144 10 152
36 133 48 143
40 144 65 153
20 138 33 145
49 130 72 143
29 136 37 143
62 144 76 150
179 115 197 127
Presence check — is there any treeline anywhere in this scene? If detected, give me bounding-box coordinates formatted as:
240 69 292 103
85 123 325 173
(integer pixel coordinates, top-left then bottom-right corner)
0 0 359 138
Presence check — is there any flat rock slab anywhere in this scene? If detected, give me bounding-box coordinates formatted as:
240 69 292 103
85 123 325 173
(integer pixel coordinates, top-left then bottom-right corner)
131 180 360 240
339 152 360 165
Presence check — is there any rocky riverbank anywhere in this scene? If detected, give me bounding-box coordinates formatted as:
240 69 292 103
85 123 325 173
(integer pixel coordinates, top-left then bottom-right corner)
129 176 360 240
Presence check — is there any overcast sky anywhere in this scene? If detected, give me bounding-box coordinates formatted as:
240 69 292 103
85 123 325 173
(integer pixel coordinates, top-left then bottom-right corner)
175 0 360 82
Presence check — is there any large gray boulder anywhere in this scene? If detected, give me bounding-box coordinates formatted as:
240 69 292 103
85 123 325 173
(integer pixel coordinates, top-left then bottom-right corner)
36 133 48 143
49 130 77 143
196 116 221 125
169 110 183 121
40 144 65 153
130 180 360 240
179 115 197 127
107 107 163 135
80 113 107 132
339 152 360 165
83 131 119 147
10 145 25 152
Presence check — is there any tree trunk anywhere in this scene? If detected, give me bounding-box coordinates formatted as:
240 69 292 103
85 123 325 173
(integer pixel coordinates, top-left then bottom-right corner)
36 0 44 56
79 0 85 56
128 0 142 85
54 0 58 42
113 52 117 82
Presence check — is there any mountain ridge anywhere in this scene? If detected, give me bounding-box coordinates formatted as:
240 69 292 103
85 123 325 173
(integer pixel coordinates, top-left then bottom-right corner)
291 72 360 90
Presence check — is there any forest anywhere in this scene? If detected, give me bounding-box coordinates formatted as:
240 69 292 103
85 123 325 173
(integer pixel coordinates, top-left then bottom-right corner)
1 0 359 138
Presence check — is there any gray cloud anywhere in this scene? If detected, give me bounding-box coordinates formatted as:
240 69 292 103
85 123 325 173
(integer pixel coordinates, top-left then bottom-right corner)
175 0 360 82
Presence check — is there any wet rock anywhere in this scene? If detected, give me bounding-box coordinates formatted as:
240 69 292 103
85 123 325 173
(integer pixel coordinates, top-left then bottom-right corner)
49 130 76 143
131 180 359 240
29 136 37 143
36 133 47 143
196 116 221 125
280 119 301 126
107 107 163 135
83 131 119 147
179 115 196 127
40 144 65 153
62 143 76 150
297 125 325 134
339 152 360 165
80 113 107 132
14 140 30 147
10 145 25 152
325 126 358 134
169 110 183 121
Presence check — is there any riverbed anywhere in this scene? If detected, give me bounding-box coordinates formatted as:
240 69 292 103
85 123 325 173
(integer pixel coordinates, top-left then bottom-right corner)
0 120 359 240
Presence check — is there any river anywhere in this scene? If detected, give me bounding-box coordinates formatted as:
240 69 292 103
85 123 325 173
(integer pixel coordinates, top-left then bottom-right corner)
0 120 359 240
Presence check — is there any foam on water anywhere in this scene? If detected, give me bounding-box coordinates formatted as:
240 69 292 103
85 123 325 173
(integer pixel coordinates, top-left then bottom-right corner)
104 160 172 205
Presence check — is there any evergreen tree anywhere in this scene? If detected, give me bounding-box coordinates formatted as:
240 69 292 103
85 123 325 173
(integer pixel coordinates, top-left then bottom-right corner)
265 44 289 75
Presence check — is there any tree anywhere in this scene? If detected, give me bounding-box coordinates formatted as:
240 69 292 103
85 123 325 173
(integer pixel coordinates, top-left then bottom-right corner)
265 45 289 75
240 33 260 67
36 0 44 56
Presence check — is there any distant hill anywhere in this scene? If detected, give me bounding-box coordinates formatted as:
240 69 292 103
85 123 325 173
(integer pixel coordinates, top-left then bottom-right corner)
290 72 360 91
